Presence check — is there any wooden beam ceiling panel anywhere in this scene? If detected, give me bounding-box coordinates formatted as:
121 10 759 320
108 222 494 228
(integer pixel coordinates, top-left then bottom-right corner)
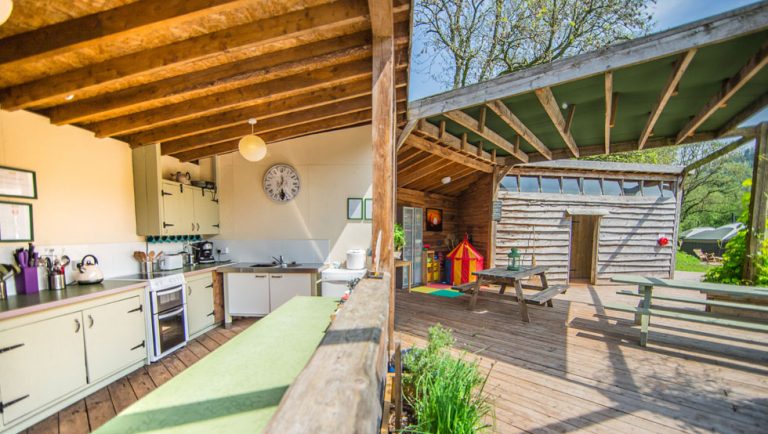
410 165 476 192
434 171 483 195
638 50 697 149
444 110 529 162
415 120 496 163
89 59 376 137
486 100 549 160
403 134 493 173
0 0 256 68
398 160 462 188
533 87 579 157
396 148 424 167
717 91 768 137
160 87 407 155
0 0 375 110
675 39 768 144
124 72 407 146
396 154 444 179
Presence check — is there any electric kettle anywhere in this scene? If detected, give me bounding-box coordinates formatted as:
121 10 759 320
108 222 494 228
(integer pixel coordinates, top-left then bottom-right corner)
75 254 104 284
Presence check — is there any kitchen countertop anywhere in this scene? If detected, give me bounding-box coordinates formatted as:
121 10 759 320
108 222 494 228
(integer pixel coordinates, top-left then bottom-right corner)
93 296 338 434
218 262 327 274
0 280 147 321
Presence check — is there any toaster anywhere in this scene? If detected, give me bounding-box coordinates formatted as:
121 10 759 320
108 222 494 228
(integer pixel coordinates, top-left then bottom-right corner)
159 254 184 271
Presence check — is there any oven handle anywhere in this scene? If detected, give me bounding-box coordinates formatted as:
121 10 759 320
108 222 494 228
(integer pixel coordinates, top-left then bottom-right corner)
157 306 185 320
156 285 184 297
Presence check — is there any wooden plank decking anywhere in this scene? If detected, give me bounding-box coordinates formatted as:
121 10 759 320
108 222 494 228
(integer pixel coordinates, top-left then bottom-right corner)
24 319 257 434
395 283 768 433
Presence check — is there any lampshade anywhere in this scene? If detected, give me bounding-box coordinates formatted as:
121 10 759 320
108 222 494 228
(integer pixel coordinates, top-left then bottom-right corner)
0 0 13 25
238 134 267 162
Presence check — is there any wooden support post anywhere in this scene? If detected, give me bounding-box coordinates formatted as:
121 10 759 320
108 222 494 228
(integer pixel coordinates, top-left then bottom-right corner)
744 123 768 282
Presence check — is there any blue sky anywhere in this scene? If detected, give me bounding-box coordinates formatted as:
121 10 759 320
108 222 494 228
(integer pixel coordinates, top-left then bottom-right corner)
408 0 767 125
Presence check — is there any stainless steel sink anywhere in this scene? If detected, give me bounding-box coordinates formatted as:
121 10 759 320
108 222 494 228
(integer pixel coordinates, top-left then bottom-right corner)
248 262 301 268
249 263 277 267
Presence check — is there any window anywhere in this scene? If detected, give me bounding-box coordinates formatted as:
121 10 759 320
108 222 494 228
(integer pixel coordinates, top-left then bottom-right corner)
541 177 561 193
642 181 662 197
519 176 540 193
500 175 518 192
622 180 642 196
562 177 580 195
603 179 622 196
661 181 675 198
583 178 602 196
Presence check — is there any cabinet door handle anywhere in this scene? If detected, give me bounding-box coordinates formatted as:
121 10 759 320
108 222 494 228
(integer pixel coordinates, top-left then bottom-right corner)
130 341 146 351
0 394 30 413
192 222 196 232
127 305 143 314
272 275 283 279
74 318 81 333
196 223 200 231
254 275 266 278
87 314 94 328
161 190 172 196
205 283 214 288
188 285 192 296
0 343 24 354
207 310 215 317
213 224 220 228
163 222 175 228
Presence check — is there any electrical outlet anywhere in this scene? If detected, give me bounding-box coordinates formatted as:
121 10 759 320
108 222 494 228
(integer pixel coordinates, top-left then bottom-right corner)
223 246 230 254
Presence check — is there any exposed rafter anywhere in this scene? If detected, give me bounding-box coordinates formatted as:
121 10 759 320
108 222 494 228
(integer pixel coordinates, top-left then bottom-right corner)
639 49 697 149
487 100 550 160
604 71 613 154
717 91 768 137
444 109 529 162
415 120 503 164
534 87 579 158
403 134 493 173
396 118 418 151
675 39 768 144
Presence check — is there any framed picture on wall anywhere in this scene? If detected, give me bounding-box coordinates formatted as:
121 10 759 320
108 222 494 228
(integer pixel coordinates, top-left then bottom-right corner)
0 201 34 242
347 198 363 220
364 198 373 220
0 166 37 199
426 208 443 232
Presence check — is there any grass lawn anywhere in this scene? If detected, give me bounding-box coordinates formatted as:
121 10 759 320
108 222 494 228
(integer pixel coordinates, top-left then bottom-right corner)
676 250 714 272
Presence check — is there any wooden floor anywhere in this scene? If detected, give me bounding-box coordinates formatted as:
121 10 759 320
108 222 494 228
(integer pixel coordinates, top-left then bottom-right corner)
395 283 768 434
24 318 258 434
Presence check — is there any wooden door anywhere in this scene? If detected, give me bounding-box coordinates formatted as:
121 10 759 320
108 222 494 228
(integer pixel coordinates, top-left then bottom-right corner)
269 273 312 311
187 274 215 336
0 312 87 424
193 189 220 234
569 215 599 283
161 181 194 235
83 296 146 383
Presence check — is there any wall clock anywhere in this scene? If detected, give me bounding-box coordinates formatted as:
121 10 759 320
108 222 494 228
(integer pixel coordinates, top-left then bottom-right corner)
263 164 300 202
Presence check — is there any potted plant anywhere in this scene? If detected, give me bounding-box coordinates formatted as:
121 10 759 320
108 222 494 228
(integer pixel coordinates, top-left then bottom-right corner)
394 224 405 259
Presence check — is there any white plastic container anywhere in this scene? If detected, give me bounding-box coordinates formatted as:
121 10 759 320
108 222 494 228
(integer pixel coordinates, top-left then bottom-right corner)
346 249 366 270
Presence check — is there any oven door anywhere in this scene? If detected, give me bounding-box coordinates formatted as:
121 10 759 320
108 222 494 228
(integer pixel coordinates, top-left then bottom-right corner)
152 284 185 313
152 306 188 360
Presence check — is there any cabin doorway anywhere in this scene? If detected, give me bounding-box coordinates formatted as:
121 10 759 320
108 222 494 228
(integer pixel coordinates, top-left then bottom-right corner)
569 215 600 284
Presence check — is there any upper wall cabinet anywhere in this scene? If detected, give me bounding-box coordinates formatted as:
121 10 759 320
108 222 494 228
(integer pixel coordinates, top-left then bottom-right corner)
133 144 220 236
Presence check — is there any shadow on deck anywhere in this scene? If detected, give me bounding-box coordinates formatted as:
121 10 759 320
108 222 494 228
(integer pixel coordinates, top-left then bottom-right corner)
394 283 768 433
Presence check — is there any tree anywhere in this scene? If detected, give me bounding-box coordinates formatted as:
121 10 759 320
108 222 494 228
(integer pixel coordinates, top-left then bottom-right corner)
415 0 654 89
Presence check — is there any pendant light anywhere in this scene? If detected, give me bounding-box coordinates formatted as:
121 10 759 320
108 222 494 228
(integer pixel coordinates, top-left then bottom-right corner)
238 118 266 162
0 0 13 26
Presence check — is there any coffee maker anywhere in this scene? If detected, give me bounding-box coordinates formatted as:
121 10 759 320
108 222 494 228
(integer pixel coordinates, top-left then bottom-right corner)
194 241 215 264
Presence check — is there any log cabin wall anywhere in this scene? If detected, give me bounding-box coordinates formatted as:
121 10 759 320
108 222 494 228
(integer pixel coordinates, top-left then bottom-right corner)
495 168 682 283
397 187 459 252
457 172 494 261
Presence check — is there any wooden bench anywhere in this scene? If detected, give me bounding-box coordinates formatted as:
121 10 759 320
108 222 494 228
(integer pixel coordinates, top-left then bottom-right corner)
607 275 768 346
453 282 568 307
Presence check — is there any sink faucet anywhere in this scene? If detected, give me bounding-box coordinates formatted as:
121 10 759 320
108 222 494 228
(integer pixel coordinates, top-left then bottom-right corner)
272 255 286 267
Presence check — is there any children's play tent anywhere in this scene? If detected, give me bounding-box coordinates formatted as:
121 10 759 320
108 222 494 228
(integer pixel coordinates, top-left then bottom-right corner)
446 235 484 285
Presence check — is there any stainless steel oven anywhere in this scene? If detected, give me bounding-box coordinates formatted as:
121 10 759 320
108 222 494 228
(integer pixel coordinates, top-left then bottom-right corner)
147 275 188 361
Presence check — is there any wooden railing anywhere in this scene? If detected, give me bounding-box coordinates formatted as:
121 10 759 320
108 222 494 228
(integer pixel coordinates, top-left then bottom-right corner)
263 274 391 433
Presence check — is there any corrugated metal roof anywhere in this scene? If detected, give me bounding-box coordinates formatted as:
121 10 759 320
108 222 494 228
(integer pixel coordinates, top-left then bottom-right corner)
514 160 685 175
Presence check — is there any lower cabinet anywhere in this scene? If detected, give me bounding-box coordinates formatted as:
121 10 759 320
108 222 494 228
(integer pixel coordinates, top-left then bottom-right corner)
225 273 270 317
0 312 87 425
83 296 146 383
187 273 216 337
269 273 312 311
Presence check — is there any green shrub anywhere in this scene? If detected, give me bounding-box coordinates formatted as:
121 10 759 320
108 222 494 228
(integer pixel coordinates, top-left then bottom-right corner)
705 180 768 285
402 324 493 433
394 224 406 252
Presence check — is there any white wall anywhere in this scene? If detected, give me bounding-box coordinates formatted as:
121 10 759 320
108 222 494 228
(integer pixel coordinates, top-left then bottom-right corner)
215 125 373 263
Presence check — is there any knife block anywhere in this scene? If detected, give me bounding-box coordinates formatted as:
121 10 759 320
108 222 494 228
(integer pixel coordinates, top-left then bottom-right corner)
15 267 40 294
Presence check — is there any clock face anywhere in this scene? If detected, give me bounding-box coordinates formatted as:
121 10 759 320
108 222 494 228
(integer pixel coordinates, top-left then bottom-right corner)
263 164 300 202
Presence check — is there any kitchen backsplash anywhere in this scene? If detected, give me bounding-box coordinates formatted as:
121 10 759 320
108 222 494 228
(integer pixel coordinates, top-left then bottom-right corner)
212 239 330 264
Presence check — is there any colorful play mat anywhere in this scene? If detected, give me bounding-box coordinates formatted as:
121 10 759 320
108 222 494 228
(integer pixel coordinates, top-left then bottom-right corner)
409 283 464 298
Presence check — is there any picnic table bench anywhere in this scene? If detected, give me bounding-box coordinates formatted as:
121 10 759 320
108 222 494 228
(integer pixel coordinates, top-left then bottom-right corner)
606 275 768 346
454 266 567 322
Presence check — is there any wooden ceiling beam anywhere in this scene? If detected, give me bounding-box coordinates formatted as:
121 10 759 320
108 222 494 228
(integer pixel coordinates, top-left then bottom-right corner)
604 71 613 154
534 87 579 158
89 58 382 137
487 100 549 160
639 50 697 149
444 109 529 162
414 121 496 163
396 148 425 167
0 0 254 68
675 39 768 144
124 72 407 146
717 91 768 137
403 134 493 173
398 158 457 188
0 0 375 110
368 0 394 37
413 165 476 192
161 87 407 155
435 171 483 195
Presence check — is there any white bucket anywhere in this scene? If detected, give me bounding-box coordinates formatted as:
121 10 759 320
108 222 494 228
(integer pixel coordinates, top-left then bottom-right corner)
346 249 366 270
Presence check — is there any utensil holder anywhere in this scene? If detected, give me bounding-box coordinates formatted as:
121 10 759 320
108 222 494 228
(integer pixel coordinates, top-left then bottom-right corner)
48 273 66 291
15 268 40 294
140 261 154 275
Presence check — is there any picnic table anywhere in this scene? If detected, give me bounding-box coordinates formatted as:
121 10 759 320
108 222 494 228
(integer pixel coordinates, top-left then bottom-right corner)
462 266 566 322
